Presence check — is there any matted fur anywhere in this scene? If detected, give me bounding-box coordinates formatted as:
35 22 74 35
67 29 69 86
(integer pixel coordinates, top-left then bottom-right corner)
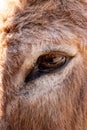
0 0 87 130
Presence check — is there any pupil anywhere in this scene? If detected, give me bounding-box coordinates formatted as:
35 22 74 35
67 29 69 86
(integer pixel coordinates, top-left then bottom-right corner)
45 57 54 63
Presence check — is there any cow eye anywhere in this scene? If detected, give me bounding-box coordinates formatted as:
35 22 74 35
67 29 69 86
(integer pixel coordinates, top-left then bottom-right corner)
25 52 70 82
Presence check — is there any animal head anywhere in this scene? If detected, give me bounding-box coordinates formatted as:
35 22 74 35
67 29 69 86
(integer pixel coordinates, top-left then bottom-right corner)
0 0 87 130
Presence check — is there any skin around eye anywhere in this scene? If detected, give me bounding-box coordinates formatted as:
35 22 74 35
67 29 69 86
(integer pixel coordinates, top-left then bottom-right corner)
24 51 71 82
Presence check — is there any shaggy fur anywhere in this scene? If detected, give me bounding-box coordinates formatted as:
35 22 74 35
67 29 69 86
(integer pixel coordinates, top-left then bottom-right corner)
0 0 87 130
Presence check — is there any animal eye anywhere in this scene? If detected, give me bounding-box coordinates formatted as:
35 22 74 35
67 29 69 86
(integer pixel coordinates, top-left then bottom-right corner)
37 52 67 72
25 52 70 83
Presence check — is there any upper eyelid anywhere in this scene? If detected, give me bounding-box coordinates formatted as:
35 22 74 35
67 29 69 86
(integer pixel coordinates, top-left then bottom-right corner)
40 44 78 57
57 45 77 56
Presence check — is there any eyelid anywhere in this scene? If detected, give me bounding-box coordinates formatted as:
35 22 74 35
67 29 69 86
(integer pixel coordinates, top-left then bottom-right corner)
41 44 78 57
56 44 78 56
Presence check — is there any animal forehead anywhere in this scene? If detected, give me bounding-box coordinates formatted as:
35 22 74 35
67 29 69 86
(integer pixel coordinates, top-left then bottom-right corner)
12 0 87 30
2 0 87 49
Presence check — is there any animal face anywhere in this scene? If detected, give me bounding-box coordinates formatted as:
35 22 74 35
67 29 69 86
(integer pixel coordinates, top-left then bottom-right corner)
0 0 87 130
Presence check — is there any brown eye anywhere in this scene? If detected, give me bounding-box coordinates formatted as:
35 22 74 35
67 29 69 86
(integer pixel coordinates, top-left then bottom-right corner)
37 52 67 72
25 52 70 82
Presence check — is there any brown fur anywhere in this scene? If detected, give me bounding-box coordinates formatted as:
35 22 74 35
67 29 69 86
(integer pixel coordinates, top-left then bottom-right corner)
0 0 87 130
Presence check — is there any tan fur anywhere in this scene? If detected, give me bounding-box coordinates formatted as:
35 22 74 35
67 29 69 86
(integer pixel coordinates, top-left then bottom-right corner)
0 0 87 130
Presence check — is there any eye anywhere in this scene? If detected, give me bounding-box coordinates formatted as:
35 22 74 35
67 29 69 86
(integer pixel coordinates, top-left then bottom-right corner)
25 52 70 82
37 52 67 72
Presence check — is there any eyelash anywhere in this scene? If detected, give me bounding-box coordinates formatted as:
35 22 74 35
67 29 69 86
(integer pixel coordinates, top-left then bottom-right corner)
24 52 71 83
